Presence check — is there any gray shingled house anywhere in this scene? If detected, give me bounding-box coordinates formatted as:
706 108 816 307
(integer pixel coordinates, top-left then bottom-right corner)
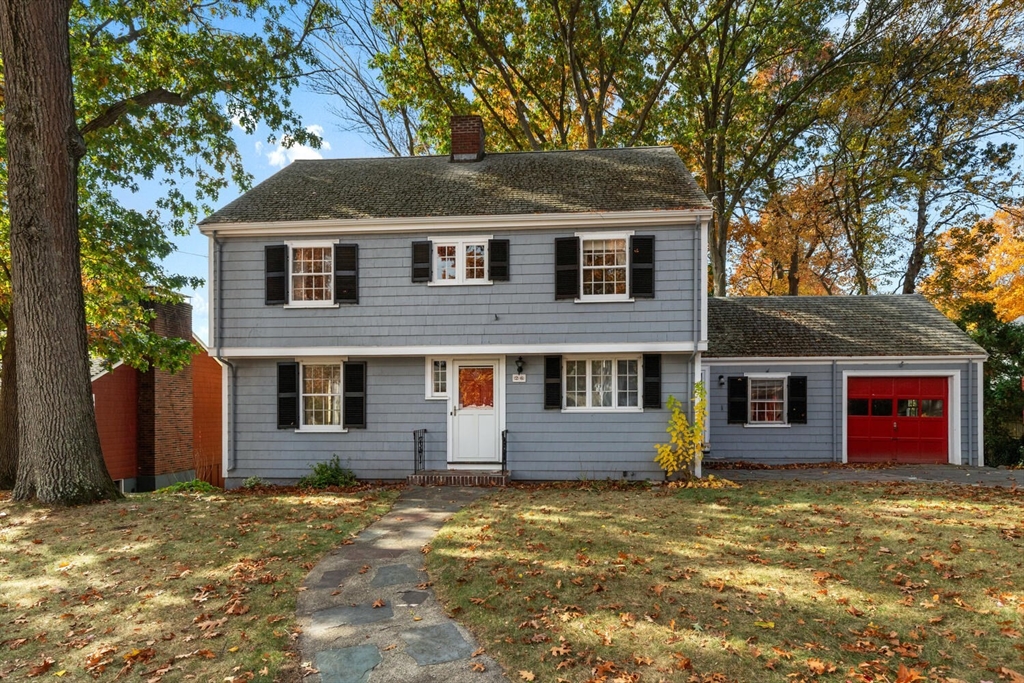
200 116 986 486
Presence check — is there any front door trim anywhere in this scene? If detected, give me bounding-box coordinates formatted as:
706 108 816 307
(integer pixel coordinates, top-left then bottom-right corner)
841 370 961 465
446 357 506 468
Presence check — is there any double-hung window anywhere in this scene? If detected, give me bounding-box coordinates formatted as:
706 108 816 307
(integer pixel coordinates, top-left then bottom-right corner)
301 362 343 429
726 375 807 426
748 378 785 424
265 242 359 307
425 358 449 399
581 237 628 300
563 357 641 411
432 238 489 285
291 245 334 304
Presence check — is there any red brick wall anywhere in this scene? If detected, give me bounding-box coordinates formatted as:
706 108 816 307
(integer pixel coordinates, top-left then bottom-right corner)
451 115 485 159
93 364 138 481
137 302 195 479
192 347 223 487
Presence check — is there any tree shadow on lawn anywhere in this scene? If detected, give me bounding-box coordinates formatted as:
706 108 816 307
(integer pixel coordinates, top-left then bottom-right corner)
0 488 396 681
425 481 1024 683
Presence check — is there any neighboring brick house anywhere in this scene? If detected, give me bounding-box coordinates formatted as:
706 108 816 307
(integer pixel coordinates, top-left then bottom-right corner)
91 301 223 491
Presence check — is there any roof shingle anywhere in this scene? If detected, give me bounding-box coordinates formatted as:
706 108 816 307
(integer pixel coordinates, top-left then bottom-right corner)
200 146 710 225
706 295 985 358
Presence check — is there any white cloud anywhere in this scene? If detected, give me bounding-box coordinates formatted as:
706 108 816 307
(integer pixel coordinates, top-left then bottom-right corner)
266 125 332 169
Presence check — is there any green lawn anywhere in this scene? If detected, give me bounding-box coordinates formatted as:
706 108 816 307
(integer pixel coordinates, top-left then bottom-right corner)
425 481 1024 683
0 487 397 681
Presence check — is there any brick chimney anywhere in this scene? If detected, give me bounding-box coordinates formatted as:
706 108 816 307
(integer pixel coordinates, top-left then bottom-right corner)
450 115 485 162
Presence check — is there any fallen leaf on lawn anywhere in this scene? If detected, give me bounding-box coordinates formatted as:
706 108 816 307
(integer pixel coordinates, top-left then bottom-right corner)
754 621 775 629
894 663 926 683
470 662 486 672
551 643 572 656
471 647 485 657
519 671 536 681
372 599 386 608
26 657 54 677
806 658 836 675
999 667 1024 683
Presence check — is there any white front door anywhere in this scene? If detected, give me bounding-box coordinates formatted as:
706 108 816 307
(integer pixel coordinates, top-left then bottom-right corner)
449 361 500 465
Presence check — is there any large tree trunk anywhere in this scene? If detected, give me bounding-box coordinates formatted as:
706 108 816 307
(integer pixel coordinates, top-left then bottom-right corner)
787 246 800 295
0 0 119 504
0 312 19 490
902 187 929 294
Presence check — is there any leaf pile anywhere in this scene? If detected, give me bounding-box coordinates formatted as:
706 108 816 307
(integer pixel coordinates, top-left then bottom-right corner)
427 481 1024 682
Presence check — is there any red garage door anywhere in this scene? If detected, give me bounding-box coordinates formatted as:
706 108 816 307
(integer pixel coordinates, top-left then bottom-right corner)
847 377 949 464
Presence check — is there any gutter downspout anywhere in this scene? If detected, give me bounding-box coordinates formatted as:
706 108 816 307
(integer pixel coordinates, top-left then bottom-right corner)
693 219 704 478
832 359 838 462
211 232 237 475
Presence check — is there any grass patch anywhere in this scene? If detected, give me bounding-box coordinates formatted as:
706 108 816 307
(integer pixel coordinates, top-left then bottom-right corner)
426 481 1024 682
0 487 397 681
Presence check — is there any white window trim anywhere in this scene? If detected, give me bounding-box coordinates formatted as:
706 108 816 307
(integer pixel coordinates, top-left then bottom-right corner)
561 354 643 413
296 358 347 433
744 372 789 428
284 240 338 308
575 230 634 303
426 235 493 286
425 357 451 400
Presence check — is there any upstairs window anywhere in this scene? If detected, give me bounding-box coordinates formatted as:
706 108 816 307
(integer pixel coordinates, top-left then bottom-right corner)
265 243 359 307
581 238 628 299
432 239 488 285
291 246 333 303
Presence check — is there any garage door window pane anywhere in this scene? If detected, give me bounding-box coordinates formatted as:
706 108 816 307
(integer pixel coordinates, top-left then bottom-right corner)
897 399 918 417
921 399 944 417
848 398 869 416
871 399 893 416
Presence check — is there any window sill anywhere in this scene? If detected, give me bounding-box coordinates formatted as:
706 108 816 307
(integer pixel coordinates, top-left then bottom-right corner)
742 423 791 428
561 407 643 414
425 395 448 401
283 303 341 310
427 281 493 287
574 297 634 304
294 427 348 433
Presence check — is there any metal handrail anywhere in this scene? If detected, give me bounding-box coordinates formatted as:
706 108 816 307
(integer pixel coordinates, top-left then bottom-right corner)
501 429 508 473
413 429 427 474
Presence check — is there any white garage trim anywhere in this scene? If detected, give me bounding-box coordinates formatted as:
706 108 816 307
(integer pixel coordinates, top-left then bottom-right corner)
841 370 961 466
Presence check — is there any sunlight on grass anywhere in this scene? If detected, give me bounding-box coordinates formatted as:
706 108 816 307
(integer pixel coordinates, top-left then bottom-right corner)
427 482 1024 683
0 488 397 681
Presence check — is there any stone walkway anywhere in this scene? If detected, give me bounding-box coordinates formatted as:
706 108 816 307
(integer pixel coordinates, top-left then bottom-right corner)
705 463 1024 487
297 486 508 683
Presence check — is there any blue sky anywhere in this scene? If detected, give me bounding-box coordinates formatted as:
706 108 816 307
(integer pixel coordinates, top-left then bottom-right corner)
121 87 384 344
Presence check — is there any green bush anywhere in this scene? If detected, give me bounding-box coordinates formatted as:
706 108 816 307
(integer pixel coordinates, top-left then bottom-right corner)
156 479 220 494
297 456 357 489
242 476 267 489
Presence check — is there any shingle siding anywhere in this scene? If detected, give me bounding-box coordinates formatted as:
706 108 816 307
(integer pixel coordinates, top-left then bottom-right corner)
704 360 981 466
225 354 694 485
216 226 699 349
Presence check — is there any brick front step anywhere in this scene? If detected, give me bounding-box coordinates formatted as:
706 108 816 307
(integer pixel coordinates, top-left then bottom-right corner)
407 470 510 487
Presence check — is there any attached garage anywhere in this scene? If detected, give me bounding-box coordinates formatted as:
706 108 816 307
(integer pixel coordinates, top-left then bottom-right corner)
704 295 987 467
846 376 949 464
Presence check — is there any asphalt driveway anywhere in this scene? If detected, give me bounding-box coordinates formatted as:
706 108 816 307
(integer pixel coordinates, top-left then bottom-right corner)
704 463 1024 487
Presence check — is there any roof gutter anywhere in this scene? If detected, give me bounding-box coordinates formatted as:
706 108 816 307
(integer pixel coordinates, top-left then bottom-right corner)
198 209 716 238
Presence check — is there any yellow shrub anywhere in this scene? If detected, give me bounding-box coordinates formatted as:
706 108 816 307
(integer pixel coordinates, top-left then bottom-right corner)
654 382 707 478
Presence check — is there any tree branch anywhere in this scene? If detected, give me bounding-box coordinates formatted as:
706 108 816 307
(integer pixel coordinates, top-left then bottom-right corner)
79 87 191 136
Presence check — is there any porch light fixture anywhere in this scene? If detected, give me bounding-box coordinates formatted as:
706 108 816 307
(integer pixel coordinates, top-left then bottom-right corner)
515 356 525 374
718 375 725 387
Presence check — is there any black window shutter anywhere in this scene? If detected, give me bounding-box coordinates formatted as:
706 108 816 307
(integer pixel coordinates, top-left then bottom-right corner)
554 237 580 300
727 377 748 424
343 362 367 429
544 355 562 409
265 245 288 305
630 236 655 299
642 354 662 409
334 244 359 304
488 238 510 281
788 376 807 424
277 362 299 429
411 241 432 282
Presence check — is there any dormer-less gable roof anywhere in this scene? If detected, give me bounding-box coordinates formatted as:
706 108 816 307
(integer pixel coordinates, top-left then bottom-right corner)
706 295 986 358
200 146 711 227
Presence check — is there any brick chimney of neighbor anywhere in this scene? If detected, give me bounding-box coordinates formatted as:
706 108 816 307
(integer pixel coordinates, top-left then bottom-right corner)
450 115 485 162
